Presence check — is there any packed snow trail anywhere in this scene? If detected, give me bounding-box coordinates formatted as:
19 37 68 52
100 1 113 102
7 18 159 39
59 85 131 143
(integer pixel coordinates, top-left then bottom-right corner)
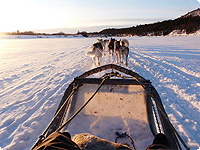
127 36 200 148
0 38 95 149
0 36 199 150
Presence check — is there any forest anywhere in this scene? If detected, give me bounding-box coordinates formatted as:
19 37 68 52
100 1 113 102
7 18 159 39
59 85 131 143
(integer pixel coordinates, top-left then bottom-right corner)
94 16 200 36
2 15 199 37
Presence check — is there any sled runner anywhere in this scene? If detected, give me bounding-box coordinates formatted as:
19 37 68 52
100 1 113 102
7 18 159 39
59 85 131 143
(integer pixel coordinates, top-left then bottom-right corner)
32 64 189 150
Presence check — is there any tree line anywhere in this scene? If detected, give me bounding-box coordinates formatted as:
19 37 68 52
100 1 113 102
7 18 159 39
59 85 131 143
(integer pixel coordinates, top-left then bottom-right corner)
94 16 200 36
1 16 199 37
1 30 88 37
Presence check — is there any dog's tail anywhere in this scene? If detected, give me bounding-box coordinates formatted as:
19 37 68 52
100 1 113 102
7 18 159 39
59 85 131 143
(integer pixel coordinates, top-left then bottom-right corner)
120 39 129 47
86 51 96 56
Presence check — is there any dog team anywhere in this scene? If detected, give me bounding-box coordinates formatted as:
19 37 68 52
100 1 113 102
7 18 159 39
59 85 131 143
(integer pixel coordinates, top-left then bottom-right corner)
86 38 129 67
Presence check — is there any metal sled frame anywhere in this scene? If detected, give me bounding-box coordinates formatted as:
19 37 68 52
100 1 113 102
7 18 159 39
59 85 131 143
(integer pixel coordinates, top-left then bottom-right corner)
33 64 189 150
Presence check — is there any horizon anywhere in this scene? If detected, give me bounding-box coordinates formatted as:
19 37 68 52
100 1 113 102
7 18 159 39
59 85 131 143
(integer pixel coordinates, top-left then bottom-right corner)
0 0 200 34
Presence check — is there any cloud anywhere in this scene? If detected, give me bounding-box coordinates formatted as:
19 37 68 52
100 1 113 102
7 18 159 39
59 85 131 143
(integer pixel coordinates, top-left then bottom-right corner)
197 0 200 3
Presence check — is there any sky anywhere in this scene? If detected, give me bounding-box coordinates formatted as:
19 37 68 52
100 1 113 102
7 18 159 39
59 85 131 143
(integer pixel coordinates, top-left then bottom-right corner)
0 0 200 34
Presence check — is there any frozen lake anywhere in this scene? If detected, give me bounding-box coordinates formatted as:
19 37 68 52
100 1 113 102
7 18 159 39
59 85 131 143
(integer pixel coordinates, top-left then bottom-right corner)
0 36 200 149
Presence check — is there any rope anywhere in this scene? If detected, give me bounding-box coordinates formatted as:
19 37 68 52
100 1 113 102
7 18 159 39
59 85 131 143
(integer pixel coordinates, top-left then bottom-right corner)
111 53 116 64
56 76 108 132
96 47 112 64
118 73 190 150
31 84 81 150
96 47 104 55
32 76 108 149
115 132 136 150
135 78 189 149
96 47 117 65
32 67 190 150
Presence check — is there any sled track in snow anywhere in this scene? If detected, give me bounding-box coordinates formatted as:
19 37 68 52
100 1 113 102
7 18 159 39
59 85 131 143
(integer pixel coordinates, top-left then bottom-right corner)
0 44 93 149
0 37 200 149
128 47 200 145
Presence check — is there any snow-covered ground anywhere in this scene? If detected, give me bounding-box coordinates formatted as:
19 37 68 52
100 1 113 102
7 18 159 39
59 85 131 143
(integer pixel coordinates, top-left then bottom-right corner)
0 34 85 39
0 36 199 150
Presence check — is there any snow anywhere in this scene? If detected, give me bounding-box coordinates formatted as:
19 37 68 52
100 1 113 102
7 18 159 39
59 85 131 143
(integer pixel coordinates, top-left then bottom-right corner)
0 34 85 39
168 29 200 36
0 35 200 150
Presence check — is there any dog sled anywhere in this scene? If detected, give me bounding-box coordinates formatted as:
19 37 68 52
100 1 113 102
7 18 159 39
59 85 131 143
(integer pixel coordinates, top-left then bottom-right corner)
32 64 190 150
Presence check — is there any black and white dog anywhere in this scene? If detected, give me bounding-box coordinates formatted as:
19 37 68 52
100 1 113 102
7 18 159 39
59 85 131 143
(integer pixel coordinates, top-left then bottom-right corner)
86 42 104 66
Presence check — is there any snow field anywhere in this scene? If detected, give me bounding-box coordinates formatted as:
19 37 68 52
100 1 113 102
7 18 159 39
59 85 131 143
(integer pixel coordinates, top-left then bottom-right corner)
0 36 199 149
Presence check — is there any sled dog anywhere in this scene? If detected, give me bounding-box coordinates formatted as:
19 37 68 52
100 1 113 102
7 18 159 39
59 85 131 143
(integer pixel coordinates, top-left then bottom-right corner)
97 39 109 51
108 38 116 56
115 38 129 67
86 42 103 66
120 38 129 47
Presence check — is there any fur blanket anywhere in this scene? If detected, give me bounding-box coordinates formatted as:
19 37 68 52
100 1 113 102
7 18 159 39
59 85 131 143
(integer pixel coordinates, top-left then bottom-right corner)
72 133 132 150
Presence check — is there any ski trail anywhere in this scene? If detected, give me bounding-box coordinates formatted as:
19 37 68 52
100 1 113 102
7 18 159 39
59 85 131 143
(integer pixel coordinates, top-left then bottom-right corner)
128 46 200 147
0 37 199 150
0 44 91 97
0 41 93 149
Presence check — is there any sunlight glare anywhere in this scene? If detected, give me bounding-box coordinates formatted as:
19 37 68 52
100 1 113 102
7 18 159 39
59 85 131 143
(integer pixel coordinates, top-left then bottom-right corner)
0 0 69 32
0 0 27 32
